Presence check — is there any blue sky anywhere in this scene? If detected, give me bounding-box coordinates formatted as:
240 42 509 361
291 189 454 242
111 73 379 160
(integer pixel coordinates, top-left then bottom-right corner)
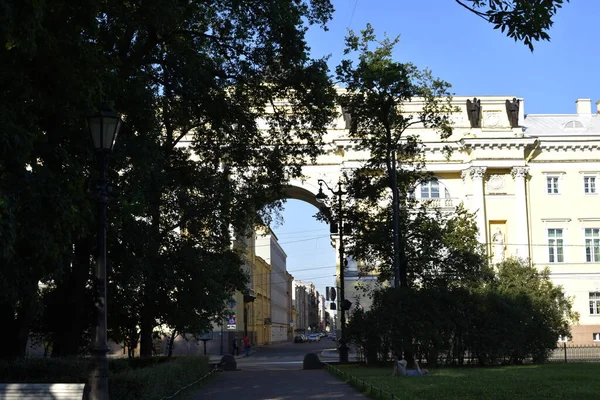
272 0 600 296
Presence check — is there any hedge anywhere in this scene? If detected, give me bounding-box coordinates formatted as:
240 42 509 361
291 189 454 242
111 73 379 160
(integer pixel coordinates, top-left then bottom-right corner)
0 356 211 400
110 356 210 400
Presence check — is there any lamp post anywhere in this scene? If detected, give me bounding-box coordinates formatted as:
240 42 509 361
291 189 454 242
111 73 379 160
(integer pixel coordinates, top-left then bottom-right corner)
87 102 122 400
315 179 350 363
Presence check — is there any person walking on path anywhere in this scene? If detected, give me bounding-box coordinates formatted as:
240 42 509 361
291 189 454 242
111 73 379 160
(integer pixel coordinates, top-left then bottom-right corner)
243 335 250 357
232 336 239 356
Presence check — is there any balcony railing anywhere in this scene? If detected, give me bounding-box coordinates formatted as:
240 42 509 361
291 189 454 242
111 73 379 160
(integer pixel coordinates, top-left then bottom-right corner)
414 197 460 209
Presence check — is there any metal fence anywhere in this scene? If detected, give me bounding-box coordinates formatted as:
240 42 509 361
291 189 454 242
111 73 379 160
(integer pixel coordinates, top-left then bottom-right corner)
547 344 600 363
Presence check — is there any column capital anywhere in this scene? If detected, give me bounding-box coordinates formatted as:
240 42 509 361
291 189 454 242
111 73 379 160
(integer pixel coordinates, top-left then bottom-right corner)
511 166 529 179
461 169 470 181
469 166 487 180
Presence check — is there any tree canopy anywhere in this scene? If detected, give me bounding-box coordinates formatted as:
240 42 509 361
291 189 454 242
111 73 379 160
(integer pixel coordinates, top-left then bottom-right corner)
329 25 488 290
457 0 570 51
0 0 336 359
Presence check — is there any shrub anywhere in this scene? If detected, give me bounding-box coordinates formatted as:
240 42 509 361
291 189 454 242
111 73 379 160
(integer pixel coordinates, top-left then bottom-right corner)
109 355 210 400
0 358 89 383
303 353 322 370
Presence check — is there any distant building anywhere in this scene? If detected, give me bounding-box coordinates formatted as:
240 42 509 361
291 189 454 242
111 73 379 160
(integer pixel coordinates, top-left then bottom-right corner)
256 227 289 343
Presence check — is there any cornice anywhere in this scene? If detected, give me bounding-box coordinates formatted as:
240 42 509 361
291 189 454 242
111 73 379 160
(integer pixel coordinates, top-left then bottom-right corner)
536 139 600 151
460 137 537 150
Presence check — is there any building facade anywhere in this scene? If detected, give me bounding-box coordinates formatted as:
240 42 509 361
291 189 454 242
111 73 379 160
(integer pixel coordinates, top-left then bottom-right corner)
255 228 289 343
339 97 600 344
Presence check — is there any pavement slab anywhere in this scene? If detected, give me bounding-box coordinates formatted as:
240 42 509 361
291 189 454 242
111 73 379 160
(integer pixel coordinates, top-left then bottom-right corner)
192 369 367 400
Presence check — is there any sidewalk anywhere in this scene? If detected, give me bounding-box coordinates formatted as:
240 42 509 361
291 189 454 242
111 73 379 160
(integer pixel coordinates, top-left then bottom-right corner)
191 369 367 399
208 349 256 363
208 340 291 363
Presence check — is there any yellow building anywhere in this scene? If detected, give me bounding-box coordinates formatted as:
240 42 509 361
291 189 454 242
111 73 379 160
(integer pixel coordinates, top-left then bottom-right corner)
253 256 272 345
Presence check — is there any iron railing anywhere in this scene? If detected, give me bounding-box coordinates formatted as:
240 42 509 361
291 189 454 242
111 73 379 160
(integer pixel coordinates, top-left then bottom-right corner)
547 344 600 363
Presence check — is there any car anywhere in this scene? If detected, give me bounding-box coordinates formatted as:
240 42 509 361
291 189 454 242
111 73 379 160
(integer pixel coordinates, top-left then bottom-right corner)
307 334 320 342
294 335 305 343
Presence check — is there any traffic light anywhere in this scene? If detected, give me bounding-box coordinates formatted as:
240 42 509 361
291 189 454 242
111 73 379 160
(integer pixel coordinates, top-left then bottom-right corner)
326 287 330 301
330 288 337 301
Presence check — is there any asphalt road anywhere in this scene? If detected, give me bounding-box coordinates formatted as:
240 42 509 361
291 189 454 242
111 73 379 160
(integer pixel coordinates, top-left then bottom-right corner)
234 338 339 371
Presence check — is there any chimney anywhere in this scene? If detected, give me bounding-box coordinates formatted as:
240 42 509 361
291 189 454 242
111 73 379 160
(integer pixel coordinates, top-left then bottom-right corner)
596 100 600 114
576 98 592 115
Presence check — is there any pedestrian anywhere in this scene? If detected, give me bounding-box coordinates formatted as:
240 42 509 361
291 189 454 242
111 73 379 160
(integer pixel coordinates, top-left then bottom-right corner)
243 335 250 357
232 336 239 356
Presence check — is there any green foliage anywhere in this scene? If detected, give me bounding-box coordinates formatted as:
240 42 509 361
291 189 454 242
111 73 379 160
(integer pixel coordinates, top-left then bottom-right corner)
347 258 577 365
0 356 177 383
330 25 485 290
110 356 210 400
0 356 210 399
0 358 89 383
332 363 600 400
1 0 336 358
458 0 570 51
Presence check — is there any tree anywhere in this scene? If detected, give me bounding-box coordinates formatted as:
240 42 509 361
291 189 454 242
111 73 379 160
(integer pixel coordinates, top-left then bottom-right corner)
347 259 578 366
489 257 578 362
1 0 337 359
333 25 488 289
456 0 570 51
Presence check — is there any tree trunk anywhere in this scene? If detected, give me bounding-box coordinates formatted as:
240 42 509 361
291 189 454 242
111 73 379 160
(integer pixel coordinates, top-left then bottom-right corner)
51 237 93 357
0 283 38 360
139 306 154 357
167 330 177 358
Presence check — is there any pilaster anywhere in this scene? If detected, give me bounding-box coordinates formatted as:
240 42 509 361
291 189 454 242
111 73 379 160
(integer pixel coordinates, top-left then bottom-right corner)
469 167 487 245
511 167 530 259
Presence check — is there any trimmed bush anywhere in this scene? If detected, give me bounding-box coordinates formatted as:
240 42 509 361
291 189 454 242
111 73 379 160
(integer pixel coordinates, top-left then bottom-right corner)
0 356 173 383
109 356 210 400
303 353 322 370
220 355 236 371
0 355 211 400
0 358 89 383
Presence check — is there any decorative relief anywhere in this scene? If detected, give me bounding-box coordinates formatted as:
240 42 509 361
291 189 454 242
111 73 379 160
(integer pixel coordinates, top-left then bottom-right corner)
487 175 505 191
469 166 487 180
511 167 529 179
483 111 501 128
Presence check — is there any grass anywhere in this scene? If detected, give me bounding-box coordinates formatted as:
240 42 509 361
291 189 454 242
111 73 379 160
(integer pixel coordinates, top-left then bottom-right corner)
329 363 600 400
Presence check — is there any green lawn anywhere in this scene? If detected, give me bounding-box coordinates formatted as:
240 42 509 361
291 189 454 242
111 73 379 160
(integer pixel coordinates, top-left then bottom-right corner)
329 363 600 400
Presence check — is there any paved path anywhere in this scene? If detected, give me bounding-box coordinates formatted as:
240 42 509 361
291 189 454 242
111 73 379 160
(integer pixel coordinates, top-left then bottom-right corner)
192 369 367 399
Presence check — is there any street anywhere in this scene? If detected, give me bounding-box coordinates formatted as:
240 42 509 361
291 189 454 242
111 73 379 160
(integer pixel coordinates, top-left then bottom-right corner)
232 337 339 371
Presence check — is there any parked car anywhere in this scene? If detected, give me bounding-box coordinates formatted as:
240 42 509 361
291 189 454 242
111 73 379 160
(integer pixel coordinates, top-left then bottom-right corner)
294 335 306 343
307 334 320 342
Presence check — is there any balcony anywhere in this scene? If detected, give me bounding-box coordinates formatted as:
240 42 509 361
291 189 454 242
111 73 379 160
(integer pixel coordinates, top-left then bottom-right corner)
414 197 460 210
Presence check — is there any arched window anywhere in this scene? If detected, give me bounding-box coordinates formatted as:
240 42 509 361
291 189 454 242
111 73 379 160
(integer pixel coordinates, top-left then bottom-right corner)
421 180 440 198
411 180 451 199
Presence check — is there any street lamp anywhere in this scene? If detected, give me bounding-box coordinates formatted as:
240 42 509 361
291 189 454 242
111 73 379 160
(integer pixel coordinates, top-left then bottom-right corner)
315 179 350 363
87 102 122 400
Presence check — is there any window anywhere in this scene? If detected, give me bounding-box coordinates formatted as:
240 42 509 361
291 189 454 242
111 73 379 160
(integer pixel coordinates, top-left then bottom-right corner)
585 228 600 262
547 176 560 194
584 176 597 194
420 181 440 199
593 333 600 342
547 229 564 263
590 292 600 315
